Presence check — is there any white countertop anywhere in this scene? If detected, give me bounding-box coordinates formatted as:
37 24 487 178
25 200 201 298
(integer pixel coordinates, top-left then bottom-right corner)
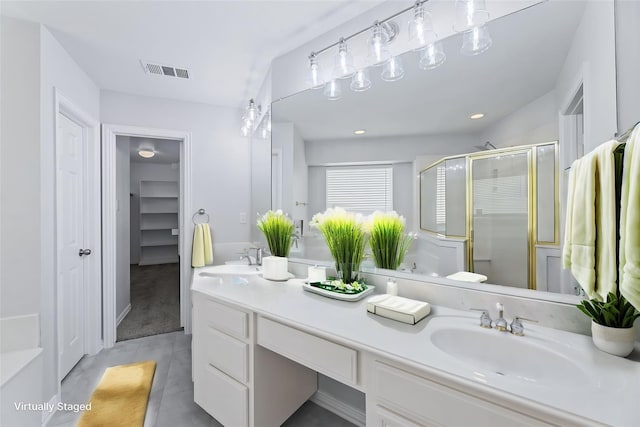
192 269 640 427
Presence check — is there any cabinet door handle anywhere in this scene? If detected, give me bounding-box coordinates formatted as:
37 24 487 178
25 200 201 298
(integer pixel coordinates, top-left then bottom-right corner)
78 249 92 256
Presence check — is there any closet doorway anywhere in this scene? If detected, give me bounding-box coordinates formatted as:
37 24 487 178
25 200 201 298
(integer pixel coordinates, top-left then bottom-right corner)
115 136 182 341
102 125 192 348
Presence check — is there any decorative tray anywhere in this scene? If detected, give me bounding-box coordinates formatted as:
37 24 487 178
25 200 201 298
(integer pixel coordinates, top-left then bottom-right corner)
302 280 375 301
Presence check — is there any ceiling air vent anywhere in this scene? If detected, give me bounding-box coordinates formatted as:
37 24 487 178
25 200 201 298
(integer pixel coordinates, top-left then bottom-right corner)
141 60 190 79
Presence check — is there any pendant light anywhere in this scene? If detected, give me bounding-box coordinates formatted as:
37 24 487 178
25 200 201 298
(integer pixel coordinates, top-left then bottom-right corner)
381 56 404 82
332 38 356 79
245 99 258 123
307 53 323 89
350 68 372 92
454 0 490 32
419 41 446 70
367 22 392 66
461 24 492 55
323 79 342 100
408 1 437 50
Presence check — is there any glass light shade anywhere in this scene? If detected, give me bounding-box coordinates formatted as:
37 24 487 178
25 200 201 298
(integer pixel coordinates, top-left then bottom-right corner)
408 5 437 50
461 25 492 56
306 54 323 89
454 0 490 32
240 126 249 137
246 99 258 122
138 149 155 158
419 41 446 70
323 79 342 100
332 39 356 79
350 68 372 92
367 24 392 66
381 56 405 82
259 123 269 140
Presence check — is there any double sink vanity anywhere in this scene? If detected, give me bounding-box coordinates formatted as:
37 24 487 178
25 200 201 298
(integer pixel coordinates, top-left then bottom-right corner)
191 264 639 427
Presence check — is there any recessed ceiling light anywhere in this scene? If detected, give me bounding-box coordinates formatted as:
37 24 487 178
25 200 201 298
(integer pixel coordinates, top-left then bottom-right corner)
469 113 485 120
138 150 155 158
354 129 366 135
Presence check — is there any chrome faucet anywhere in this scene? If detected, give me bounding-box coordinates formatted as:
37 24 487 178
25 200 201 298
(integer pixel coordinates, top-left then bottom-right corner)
472 303 538 336
250 247 264 266
494 302 508 332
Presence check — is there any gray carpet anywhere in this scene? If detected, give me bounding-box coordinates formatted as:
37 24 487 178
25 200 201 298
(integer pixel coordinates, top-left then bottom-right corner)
117 263 182 342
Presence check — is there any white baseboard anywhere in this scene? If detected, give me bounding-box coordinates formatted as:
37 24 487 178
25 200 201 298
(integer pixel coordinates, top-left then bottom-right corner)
310 390 366 427
42 393 60 426
116 304 131 326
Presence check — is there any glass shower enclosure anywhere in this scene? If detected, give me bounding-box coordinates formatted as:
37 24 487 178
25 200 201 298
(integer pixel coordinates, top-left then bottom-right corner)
420 142 558 290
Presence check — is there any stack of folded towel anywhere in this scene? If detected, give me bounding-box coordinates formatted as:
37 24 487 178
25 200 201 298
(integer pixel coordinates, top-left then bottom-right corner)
192 223 213 268
620 124 640 310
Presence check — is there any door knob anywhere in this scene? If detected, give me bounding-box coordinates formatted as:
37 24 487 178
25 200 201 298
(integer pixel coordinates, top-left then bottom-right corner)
78 249 92 256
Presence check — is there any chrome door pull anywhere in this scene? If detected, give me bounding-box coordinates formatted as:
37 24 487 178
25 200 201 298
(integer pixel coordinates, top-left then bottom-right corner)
78 249 92 256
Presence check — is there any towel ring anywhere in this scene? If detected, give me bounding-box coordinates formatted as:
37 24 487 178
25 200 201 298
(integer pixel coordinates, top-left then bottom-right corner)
192 209 210 225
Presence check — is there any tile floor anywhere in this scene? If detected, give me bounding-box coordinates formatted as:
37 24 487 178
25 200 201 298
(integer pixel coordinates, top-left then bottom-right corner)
48 331 355 426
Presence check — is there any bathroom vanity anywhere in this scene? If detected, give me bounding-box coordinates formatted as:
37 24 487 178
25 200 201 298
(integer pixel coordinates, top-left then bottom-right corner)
192 271 638 427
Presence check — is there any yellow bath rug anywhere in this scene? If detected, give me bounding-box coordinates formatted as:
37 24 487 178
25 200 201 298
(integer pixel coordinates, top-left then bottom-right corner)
77 360 156 427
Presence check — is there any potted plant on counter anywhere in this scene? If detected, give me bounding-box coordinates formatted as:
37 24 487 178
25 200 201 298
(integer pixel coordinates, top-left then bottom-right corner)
257 210 294 280
368 210 416 271
577 291 639 357
311 207 367 285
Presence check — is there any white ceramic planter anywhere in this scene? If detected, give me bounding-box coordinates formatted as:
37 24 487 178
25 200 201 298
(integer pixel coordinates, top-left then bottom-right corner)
261 256 289 281
591 321 636 357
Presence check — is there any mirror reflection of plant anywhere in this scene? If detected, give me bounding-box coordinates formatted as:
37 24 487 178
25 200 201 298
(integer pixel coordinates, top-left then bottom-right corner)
367 211 416 270
256 210 294 257
311 207 368 284
577 291 640 328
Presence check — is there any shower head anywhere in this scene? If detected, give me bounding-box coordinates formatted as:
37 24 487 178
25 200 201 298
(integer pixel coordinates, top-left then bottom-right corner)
473 141 497 151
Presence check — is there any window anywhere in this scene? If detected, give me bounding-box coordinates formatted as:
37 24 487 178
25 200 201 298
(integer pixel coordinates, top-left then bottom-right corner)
436 165 446 225
326 166 393 214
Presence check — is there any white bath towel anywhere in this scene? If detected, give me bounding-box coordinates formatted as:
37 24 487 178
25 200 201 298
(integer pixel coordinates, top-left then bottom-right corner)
563 141 621 300
594 140 620 300
620 124 640 310
562 154 597 297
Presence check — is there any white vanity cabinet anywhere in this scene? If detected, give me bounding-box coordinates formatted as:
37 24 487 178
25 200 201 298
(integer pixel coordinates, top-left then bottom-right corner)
368 361 554 427
192 292 317 427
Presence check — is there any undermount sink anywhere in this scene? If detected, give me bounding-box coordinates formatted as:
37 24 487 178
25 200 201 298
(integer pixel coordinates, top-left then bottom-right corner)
429 319 588 387
199 264 262 276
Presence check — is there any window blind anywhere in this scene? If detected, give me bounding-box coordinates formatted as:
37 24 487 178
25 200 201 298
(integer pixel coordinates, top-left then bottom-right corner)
436 165 446 224
326 166 393 214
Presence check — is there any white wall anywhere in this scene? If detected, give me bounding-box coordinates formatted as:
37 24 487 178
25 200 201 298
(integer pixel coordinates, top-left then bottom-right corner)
1 18 101 405
305 133 478 166
115 137 131 319
480 90 558 148
40 24 101 406
100 91 252 258
555 0 617 154
615 0 640 132
1 17 41 319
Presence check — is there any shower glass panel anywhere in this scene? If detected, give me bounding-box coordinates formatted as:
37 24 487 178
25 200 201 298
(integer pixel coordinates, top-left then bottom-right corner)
471 152 529 288
536 144 557 243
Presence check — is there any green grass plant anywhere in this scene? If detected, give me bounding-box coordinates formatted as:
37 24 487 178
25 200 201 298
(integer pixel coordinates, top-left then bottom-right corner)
256 210 294 257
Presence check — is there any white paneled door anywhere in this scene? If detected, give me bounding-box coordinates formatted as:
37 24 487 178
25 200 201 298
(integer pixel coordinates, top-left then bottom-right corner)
57 113 86 378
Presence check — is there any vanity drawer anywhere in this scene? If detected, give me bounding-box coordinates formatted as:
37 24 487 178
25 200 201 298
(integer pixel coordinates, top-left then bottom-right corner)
374 362 552 427
205 326 249 383
194 363 248 427
200 297 249 340
257 316 358 386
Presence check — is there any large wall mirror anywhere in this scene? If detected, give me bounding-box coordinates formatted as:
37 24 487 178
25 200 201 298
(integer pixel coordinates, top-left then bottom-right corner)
262 0 616 299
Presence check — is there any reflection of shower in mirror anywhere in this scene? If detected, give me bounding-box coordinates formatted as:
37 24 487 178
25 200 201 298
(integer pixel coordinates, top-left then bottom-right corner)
473 141 497 151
